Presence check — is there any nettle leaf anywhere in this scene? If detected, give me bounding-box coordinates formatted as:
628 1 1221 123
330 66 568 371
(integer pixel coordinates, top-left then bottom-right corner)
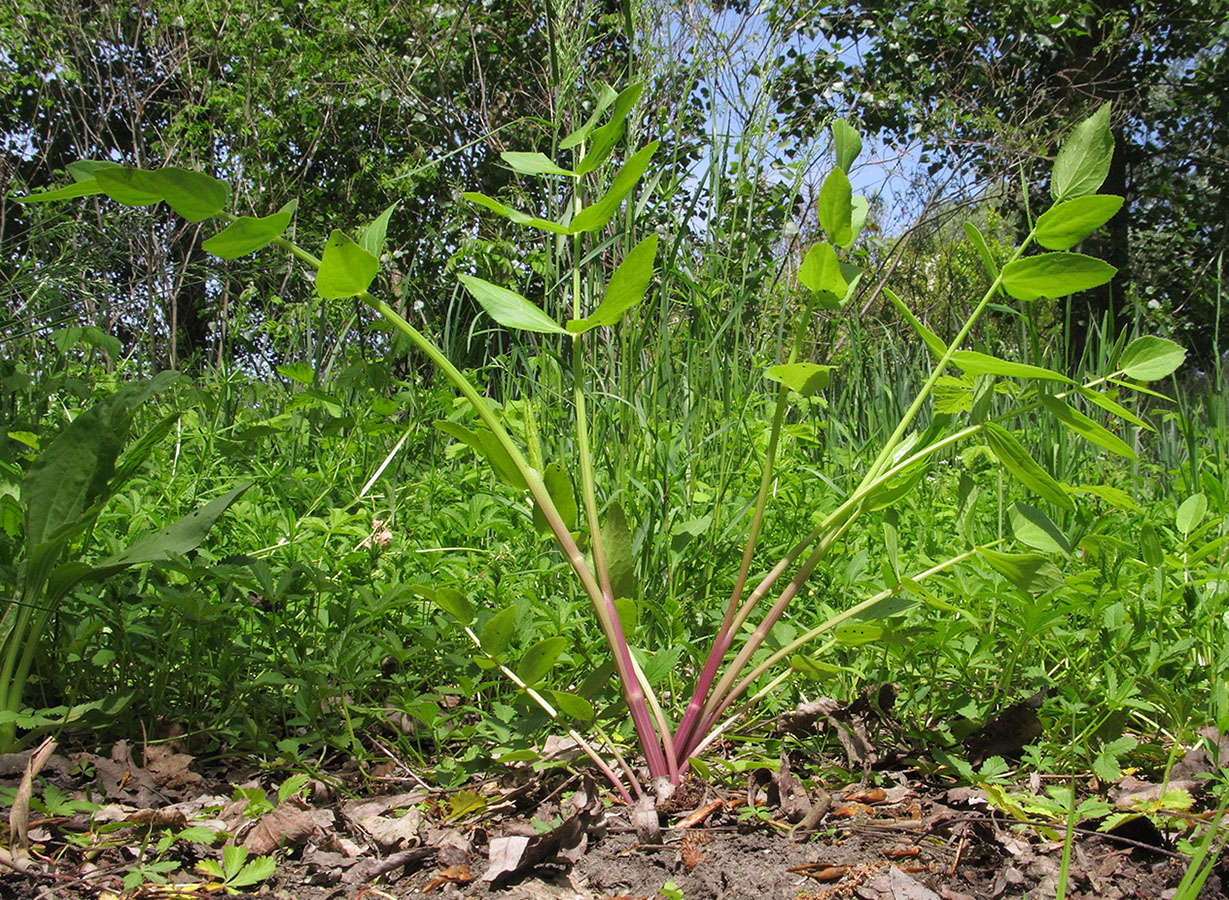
951 350 1073 383
203 200 296 259
983 422 1075 512
316 230 379 299
94 167 164 205
1118 336 1186 381
1051 103 1114 202
1001 252 1116 301
1035 195 1124 250
571 142 657 233
832 118 862 172
517 636 569 685
147 168 230 221
359 202 397 258
462 191 572 234
567 235 658 334
818 166 853 247
1039 394 1137 460
978 547 1065 593
501 151 575 177
885 288 947 360
458 274 566 335
765 363 834 396
798 241 848 306
1009 502 1071 555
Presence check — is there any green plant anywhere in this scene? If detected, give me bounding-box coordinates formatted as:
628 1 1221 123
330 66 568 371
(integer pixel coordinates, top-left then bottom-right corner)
16 92 1187 801
195 845 277 895
0 372 251 751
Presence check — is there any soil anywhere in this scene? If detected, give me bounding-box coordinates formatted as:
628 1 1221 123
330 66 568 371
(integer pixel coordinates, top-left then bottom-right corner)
2 711 1226 900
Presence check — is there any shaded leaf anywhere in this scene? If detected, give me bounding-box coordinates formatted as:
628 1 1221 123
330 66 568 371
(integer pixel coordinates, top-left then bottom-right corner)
602 502 636 602
461 191 571 234
1039 394 1136 459
517 636 569 685
147 168 230 221
983 423 1074 511
575 83 644 175
1008 502 1071 555
978 547 1065 592
798 241 848 306
885 288 947 360
96 482 252 569
480 606 517 657
204 201 295 259
501 152 575 177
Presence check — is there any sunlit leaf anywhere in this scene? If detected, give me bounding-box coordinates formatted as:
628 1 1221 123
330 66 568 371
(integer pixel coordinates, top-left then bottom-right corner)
1051 103 1114 202
978 547 1065 592
983 423 1075 511
765 363 834 396
462 191 571 234
567 235 658 334
1039 394 1136 459
885 288 947 360
818 166 852 247
1001 252 1116 301
1176 493 1207 538
1035 195 1124 250
481 606 517 656
203 201 295 259
1118 336 1186 381
571 142 657 232
798 241 847 306
359 202 397 258
93 166 163 205
951 350 1073 383
501 151 575 177
517 636 569 685
575 83 644 175
458 274 567 335
549 691 595 721
316 229 379 299
147 168 231 221
832 118 862 172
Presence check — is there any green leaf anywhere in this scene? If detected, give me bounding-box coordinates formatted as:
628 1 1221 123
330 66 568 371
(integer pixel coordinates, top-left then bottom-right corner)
798 241 848 306
227 853 276 889
276 361 315 385
533 462 578 534
849 195 869 245
977 547 1065 592
432 587 474 626
517 636 569 685
1039 394 1136 460
203 201 295 259
1051 103 1114 202
1118 336 1186 381
560 83 619 150
963 222 1000 283
567 235 658 334
603 502 636 602
571 142 657 233
1075 386 1149 430
1139 522 1164 566
146 168 230 221
1069 484 1141 512
1176 493 1208 538
96 482 252 569
1008 502 1071 555
462 192 572 234
316 230 379 299
1035 195 1124 250
790 655 844 681
575 83 644 175
765 363 833 396
501 151 575 177
549 691 595 721
458 274 566 335
884 288 947 360
93 167 164 205
434 420 526 490
613 596 638 634
983 423 1075 512
1001 252 1117 301
951 350 1073 383
833 623 883 646
12 178 109 203
832 119 862 172
818 166 852 247
359 202 397 258
480 606 517 657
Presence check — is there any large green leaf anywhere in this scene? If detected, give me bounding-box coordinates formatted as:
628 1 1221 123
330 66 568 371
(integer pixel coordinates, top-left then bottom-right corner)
1051 103 1114 202
203 201 296 259
1176 493 1207 539
316 230 379 299
1008 502 1071 555
501 152 575 177
567 235 658 334
1035 195 1124 250
147 168 230 221
1001 252 1116 301
817 166 852 247
832 119 862 172
983 423 1074 512
978 547 1065 592
458 275 567 335
798 241 848 306
765 363 834 396
1039 394 1136 460
570 142 657 233
96 482 252 569
1118 336 1186 381
517 636 569 685
93 167 164 205
603 502 636 603
532 462 579 535
950 350 1073 383
575 83 644 175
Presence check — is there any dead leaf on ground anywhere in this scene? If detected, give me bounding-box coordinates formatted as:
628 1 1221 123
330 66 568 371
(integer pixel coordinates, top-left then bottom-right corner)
243 800 323 854
483 777 604 884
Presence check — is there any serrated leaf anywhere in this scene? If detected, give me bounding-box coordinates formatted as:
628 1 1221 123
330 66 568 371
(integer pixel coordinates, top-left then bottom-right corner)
832 118 862 172
316 229 379 299
517 636 569 685
567 235 658 334
765 363 833 396
147 168 231 221
1035 195 1124 250
1008 502 1071 554
571 142 657 232
951 350 1073 383
501 151 575 177
228 854 276 888
1039 393 1136 459
1001 252 1117 301
978 547 1065 592
458 274 566 335
1052 103 1114 202
983 423 1074 511
1118 336 1186 381
203 202 295 259
818 166 852 246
